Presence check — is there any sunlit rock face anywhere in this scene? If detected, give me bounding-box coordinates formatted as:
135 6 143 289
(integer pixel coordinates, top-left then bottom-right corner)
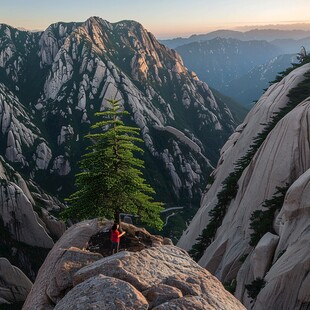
0 17 238 219
178 63 310 309
23 220 245 310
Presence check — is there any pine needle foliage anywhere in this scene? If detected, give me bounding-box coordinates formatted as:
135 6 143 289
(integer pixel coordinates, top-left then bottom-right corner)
62 99 164 230
270 54 310 84
249 185 289 246
245 278 266 300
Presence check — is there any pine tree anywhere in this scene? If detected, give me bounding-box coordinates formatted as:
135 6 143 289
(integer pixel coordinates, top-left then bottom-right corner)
62 99 164 230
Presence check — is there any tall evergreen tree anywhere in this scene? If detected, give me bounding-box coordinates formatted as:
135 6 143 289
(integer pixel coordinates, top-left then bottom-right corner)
63 99 164 230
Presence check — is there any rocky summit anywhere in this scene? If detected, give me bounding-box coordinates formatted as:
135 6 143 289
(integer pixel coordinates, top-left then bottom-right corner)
23 219 245 310
178 61 310 309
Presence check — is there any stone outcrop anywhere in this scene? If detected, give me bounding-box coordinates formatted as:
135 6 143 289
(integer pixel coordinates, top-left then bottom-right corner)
54 275 149 310
0 157 54 248
251 168 310 310
178 63 310 309
23 219 102 310
23 220 245 310
178 63 310 250
0 258 33 305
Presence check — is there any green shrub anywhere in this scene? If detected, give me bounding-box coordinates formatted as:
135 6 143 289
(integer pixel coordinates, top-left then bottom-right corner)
245 278 266 300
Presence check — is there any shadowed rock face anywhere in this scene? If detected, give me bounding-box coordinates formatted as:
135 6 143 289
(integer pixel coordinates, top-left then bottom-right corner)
0 156 55 248
23 220 245 310
0 258 32 305
178 63 310 309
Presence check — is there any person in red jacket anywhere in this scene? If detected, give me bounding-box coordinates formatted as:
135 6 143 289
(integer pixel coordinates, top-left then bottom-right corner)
111 223 126 254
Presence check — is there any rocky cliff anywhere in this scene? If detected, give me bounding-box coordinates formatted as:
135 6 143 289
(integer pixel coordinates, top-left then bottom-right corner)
0 18 238 233
178 62 310 309
23 219 245 310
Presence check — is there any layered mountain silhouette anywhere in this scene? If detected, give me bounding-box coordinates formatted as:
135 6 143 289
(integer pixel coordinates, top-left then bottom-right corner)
160 29 310 106
160 28 310 49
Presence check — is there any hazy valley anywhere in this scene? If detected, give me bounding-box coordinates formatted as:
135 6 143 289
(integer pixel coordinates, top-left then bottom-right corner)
161 28 310 106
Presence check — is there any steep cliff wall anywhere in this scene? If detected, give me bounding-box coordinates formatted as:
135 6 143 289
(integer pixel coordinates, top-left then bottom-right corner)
178 62 310 309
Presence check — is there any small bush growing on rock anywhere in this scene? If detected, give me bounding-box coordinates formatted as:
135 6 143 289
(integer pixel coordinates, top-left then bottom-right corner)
245 277 266 301
249 185 289 246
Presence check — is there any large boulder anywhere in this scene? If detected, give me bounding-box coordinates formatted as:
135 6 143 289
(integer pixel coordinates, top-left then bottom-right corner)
54 275 148 310
22 219 103 310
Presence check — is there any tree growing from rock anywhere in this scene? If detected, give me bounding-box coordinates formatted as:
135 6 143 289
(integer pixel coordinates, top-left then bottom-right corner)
63 99 163 230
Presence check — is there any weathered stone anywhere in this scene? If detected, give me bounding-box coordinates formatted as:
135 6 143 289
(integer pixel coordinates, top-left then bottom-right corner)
74 246 197 291
178 63 310 310
0 178 54 248
252 233 279 279
24 220 245 309
253 168 310 310
143 284 183 308
153 295 224 310
46 247 103 303
54 275 148 310
74 245 244 309
178 63 310 253
163 237 173 245
41 208 66 239
0 258 33 303
22 219 102 310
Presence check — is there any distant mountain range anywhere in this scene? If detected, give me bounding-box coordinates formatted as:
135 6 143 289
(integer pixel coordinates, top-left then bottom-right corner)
160 29 310 49
175 38 282 91
159 28 309 106
222 54 298 105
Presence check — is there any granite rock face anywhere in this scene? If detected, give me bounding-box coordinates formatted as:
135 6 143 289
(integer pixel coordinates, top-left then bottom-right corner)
251 168 310 310
23 219 102 310
178 63 310 309
23 220 245 310
0 258 33 305
0 156 54 248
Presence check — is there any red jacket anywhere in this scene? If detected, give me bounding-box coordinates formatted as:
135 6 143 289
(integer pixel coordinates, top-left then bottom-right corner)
111 229 120 243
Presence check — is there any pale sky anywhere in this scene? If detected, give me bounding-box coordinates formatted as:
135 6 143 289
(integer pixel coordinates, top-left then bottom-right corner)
1 0 309 38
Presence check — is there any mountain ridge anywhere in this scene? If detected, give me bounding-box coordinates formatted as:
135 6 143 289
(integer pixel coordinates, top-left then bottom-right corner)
160 28 310 49
0 16 239 254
